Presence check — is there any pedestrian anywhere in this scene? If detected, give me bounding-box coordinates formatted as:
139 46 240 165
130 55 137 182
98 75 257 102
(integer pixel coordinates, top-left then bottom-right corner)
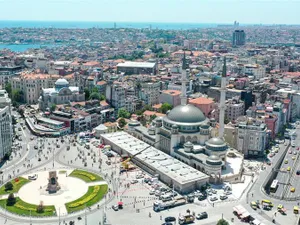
252 193 253 197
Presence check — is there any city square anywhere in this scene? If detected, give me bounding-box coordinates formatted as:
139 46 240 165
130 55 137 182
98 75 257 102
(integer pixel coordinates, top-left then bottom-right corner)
1 3 300 224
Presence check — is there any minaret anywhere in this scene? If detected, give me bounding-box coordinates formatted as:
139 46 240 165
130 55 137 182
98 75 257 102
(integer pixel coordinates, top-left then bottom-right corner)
180 52 188 105
219 57 227 139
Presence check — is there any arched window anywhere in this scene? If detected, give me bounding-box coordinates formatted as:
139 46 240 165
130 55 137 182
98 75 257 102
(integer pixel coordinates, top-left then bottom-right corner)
180 136 185 144
192 136 198 144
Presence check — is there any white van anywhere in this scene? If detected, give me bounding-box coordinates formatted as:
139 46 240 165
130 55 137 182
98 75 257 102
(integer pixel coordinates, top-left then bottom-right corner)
161 194 172 202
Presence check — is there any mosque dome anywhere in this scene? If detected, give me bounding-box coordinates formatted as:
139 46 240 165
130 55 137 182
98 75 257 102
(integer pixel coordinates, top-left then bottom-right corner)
55 79 69 86
166 104 206 124
206 137 227 152
206 155 222 165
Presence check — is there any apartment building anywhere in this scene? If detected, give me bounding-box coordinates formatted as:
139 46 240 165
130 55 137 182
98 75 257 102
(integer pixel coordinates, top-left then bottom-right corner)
0 91 12 159
225 98 245 121
237 118 267 158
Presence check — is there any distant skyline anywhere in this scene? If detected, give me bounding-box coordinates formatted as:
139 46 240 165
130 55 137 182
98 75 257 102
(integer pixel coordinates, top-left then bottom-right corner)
1 0 300 25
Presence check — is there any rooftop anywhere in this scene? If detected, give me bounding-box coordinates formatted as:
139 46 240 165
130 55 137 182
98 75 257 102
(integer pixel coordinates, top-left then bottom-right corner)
117 61 156 68
101 131 209 185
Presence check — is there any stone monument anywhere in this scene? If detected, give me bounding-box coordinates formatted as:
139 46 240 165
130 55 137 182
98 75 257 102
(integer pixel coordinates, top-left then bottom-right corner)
46 171 60 193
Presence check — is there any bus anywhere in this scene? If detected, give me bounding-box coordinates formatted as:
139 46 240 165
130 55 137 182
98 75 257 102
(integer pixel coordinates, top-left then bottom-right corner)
270 180 279 193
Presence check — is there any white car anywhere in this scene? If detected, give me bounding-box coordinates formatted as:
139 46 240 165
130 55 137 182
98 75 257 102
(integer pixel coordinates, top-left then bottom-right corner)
149 190 155 195
130 180 138 184
224 191 232 195
209 196 218 201
211 189 217 194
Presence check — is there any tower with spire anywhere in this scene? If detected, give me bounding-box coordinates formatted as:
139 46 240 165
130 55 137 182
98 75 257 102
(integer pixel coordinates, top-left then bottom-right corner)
219 57 227 139
180 52 188 105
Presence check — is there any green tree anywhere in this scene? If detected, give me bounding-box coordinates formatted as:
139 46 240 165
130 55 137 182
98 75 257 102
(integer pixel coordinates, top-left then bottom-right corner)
50 103 56 112
6 193 16 206
100 94 106 101
150 114 157 121
5 82 12 97
11 89 22 105
118 118 126 128
84 88 90 100
91 87 99 93
118 109 130 119
89 92 101 100
5 182 13 191
217 219 229 225
160 103 172 114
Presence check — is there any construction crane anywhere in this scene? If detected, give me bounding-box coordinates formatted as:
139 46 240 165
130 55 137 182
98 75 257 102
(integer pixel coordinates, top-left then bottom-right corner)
120 139 161 171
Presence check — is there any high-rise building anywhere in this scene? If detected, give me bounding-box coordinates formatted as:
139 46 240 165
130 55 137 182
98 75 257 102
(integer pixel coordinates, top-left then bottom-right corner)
0 90 13 159
232 30 246 46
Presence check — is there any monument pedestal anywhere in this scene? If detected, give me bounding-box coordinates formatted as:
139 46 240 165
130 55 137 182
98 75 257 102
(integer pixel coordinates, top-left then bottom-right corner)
46 171 60 193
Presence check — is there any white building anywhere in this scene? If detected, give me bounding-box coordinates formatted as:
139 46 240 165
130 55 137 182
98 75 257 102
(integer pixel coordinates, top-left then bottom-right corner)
237 118 267 158
101 131 209 194
139 82 161 106
0 91 12 159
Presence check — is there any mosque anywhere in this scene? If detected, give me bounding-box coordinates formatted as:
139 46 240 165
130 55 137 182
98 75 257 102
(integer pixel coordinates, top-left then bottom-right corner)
129 57 243 183
39 78 85 111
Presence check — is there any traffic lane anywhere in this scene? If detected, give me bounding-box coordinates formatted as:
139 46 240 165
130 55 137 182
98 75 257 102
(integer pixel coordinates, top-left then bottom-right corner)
274 146 293 196
286 153 300 198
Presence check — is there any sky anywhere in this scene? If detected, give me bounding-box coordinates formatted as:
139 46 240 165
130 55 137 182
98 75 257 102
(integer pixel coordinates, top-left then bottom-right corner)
0 0 299 24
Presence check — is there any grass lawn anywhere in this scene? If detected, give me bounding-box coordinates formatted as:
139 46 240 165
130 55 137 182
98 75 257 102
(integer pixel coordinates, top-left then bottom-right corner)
69 169 103 182
0 177 30 195
0 197 56 216
65 184 108 213
59 170 67 174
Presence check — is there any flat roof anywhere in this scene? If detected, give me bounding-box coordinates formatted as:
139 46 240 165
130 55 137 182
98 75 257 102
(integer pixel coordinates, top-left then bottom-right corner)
37 117 64 126
117 61 156 68
101 131 209 185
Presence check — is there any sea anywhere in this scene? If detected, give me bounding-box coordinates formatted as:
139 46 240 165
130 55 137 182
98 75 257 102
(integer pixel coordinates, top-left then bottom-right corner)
0 20 218 30
0 20 219 52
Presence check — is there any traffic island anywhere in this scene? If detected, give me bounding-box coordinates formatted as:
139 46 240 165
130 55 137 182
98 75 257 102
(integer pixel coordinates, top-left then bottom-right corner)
68 169 103 182
0 197 55 216
65 184 108 213
0 177 30 195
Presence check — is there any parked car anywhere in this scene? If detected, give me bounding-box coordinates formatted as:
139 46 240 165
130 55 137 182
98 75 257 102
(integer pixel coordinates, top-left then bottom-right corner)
220 195 228 200
224 191 232 195
130 180 138 184
196 212 208 220
112 205 119 211
198 195 206 201
210 196 218 201
136 174 144 179
149 190 155 195
165 216 176 222
28 174 38 180
211 189 217 194
296 170 300 175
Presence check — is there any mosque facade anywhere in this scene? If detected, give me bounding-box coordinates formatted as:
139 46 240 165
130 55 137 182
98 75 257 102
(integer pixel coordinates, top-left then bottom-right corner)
129 56 235 183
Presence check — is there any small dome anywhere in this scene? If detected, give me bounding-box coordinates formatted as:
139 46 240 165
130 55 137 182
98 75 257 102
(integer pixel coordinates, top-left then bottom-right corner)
207 137 225 146
206 137 227 151
149 126 155 131
55 78 69 86
206 155 222 165
184 141 193 147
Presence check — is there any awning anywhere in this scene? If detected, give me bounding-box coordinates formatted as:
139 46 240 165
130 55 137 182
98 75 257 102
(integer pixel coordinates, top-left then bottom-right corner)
118 202 123 205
